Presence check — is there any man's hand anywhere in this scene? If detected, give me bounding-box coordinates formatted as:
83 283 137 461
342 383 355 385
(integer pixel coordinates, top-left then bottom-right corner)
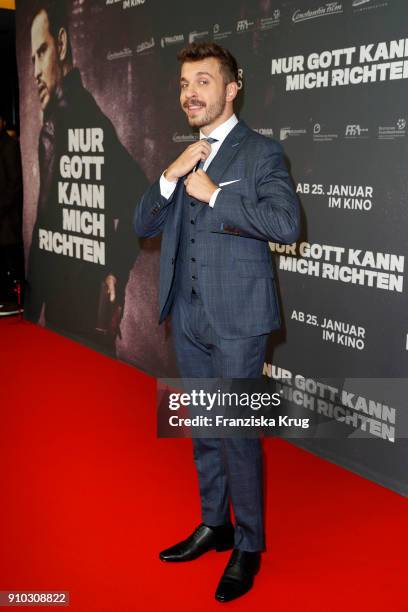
104 274 117 303
184 169 219 204
164 140 212 181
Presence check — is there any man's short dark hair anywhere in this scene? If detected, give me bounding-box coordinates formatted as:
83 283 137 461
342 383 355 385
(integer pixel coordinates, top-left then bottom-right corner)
31 0 73 65
177 42 238 85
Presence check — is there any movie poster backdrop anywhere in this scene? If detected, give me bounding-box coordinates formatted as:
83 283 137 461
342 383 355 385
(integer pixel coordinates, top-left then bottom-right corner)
16 0 408 495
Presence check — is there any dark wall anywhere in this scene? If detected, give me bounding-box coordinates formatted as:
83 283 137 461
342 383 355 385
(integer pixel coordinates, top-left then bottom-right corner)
0 8 19 130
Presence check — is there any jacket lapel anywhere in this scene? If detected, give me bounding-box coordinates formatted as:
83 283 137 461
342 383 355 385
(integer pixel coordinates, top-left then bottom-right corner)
171 178 185 238
206 120 250 185
173 121 250 231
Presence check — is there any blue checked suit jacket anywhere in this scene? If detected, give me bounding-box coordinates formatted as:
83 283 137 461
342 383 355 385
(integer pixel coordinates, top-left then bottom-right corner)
134 120 300 339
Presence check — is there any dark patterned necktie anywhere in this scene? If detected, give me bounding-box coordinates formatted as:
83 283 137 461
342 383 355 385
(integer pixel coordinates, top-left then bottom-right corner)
196 136 218 170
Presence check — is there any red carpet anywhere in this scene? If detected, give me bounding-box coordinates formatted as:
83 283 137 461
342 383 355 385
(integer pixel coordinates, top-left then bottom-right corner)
1 317 407 611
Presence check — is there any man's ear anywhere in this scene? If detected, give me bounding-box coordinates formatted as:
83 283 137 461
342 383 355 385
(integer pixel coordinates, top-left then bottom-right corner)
225 81 239 102
57 27 68 62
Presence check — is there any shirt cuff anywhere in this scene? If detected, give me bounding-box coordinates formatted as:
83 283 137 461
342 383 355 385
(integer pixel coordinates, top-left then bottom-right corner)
160 172 178 200
209 187 221 208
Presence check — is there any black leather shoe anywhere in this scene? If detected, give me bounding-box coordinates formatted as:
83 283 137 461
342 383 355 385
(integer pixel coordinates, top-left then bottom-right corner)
159 523 234 562
215 549 261 603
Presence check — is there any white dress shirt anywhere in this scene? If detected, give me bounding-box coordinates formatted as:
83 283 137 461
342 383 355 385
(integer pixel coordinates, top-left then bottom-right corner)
159 113 239 207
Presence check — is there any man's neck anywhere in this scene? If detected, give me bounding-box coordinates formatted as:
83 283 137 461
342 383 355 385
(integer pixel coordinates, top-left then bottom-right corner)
201 111 235 137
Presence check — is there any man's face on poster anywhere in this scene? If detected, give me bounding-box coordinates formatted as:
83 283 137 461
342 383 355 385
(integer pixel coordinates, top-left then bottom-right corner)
180 58 228 129
31 10 63 111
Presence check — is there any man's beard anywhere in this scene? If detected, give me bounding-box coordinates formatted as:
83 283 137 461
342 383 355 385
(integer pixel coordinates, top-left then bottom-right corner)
186 95 227 129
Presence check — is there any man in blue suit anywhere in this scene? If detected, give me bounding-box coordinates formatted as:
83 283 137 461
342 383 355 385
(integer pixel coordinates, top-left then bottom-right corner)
134 42 300 603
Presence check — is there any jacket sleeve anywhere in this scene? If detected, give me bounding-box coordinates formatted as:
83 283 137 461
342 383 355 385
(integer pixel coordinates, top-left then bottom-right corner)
210 141 300 245
133 178 176 238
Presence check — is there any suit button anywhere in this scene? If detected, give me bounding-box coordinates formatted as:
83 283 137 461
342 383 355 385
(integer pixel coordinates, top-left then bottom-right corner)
192 275 196 280
171 258 175 265
190 201 196 207
190 219 195 225
191 238 195 243
191 257 196 262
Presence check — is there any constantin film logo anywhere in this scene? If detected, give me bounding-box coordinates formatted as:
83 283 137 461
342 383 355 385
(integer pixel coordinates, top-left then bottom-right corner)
172 133 198 143
107 47 132 61
292 2 343 23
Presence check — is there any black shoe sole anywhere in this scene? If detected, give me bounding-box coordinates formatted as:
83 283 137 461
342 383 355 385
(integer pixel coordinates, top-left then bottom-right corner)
159 542 233 562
